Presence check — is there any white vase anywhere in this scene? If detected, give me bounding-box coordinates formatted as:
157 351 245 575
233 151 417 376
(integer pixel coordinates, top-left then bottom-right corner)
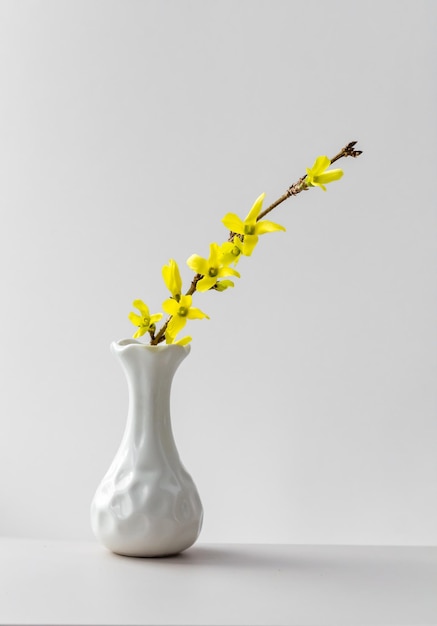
91 339 203 557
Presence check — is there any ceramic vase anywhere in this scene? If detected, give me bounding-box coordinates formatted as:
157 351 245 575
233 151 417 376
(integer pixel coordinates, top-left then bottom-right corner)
91 339 203 557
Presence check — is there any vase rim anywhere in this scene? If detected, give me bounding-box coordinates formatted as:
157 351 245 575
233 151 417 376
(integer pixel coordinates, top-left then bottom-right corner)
111 339 191 356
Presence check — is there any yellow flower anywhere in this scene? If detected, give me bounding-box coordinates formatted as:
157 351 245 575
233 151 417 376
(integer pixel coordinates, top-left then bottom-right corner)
305 156 343 191
187 243 240 292
220 236 244 266
162 294 209 340
128 300 163 339
162 259 182 301
222 193 285 256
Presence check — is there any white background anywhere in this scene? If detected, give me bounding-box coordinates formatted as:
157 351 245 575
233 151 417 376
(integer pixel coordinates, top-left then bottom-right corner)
0 0 436 546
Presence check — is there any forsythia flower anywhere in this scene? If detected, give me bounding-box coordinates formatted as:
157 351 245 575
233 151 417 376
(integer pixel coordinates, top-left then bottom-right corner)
162 259 182 301
222 193 285 256
220 236 244 266
305 156 343 191
187 243 240 292
162 294 209 341
128 300 163 338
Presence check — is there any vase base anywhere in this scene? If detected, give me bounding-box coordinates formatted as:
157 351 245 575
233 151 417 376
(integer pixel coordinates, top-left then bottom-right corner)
109 546 191 558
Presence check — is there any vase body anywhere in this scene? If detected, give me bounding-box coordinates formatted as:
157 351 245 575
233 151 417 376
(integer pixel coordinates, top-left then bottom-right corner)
91 339 203 557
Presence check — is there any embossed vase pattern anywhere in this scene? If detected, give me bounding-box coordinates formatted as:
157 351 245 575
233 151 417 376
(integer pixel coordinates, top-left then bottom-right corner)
91 340 203 557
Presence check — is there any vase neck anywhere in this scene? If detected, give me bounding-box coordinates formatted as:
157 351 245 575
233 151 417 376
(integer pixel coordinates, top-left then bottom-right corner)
111 341 190 463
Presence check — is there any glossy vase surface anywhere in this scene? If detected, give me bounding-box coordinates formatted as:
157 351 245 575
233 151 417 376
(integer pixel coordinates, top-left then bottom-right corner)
91 340 203 557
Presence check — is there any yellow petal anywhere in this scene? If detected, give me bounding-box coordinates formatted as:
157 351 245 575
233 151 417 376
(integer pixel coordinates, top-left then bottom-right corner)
315 169 343 184
220 240 243 266
208 242 221 266
132 299 149 316
242 234 259 256
255 220 286 235
149 312 163 324
218 266 240 278
245 193 265 222
187 254 208 275
128 312 143 326
133 327 147 338
196 275 217 292
167 315 186 337
309 155 330 175
187 307 209 320
305 170 315 187
162 298 179 316
232 235 244 248
220 241 233 254
175 336 192 346
222 213 245 234
314 182 327 191
179 294 192 309
162 259 182 298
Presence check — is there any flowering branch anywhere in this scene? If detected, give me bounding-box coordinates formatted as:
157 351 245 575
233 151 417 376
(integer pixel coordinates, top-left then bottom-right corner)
129 141 363 346
256 141 362 222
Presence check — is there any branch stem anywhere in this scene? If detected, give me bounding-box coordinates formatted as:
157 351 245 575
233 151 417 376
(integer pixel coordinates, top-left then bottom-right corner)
149 140 362 345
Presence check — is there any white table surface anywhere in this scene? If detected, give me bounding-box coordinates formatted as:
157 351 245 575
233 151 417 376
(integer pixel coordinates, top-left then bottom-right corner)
0 538 436 626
